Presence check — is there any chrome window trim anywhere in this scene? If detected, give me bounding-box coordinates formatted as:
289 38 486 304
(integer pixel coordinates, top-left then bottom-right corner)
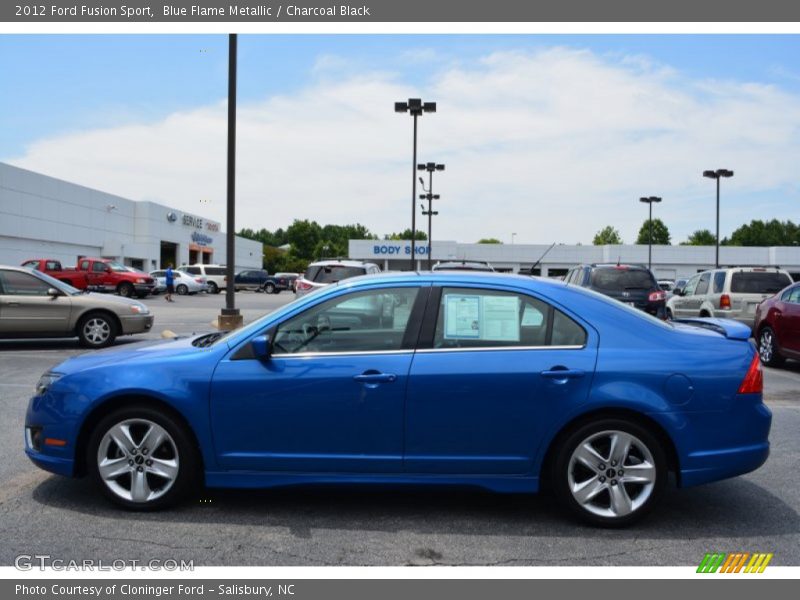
271 349 414 359
416 344 585 354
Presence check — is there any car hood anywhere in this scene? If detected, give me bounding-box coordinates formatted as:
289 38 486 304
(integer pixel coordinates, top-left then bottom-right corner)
72 291 148 309
52 335 215 376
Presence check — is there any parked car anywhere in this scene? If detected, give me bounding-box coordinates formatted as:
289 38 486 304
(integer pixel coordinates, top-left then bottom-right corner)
667 267 793 330
25 272 769 526
658 280 675 292
22 257 156 298
150 270 207 295
180 264 227 294
233 269 269 292
432 260 495 272
295 260 380 298
564 263 666 319
753 281 800 367
1 265 153 348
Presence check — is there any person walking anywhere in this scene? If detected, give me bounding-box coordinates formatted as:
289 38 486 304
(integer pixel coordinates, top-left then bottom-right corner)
165 263 175 302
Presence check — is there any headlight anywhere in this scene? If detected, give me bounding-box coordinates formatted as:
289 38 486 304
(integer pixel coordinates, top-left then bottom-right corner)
35 372 62 396
129 303 149 315
136 278 146 284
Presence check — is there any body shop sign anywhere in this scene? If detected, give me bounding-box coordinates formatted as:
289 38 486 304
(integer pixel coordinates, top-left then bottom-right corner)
373 244 430 256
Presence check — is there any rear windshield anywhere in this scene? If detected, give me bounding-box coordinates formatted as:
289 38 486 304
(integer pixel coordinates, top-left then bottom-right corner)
731 272 792 294
590 268 655 291
305 265 366 284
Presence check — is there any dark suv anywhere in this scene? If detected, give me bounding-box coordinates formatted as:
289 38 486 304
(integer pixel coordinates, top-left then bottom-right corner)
565 263 667 319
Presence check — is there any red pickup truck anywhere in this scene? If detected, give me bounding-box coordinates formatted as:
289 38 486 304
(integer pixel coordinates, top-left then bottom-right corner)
21 258 156 298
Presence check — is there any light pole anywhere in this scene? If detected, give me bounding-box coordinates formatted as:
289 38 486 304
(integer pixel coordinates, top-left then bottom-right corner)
639 196 662 271
219 33 242 330
417 162 444 270
395 98 436 271
703 169 734 268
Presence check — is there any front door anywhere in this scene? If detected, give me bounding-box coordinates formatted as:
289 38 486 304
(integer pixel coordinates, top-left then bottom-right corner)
404 286 597 475
779 286 800 353
673 274 702 318
210 285 426 472
0 269 72 335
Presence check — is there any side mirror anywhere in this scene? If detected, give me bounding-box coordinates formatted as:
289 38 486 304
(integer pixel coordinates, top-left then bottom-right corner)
47 288 60 298
674 288 685 297
250 334 271 360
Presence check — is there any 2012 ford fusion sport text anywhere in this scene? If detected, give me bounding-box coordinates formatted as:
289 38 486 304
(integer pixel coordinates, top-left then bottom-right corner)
24 272 771 526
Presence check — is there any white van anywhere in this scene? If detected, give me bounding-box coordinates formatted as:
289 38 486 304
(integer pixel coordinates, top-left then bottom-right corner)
180 264 228 294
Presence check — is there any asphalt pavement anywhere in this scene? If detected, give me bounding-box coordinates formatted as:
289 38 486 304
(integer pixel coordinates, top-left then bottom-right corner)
0 290 798 566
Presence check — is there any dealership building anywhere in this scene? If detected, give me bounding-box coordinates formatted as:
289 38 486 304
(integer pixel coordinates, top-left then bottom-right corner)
0 163 262 272
349 239 800 282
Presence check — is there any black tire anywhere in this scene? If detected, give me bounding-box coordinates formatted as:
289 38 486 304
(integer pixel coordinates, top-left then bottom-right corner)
207 281 219 294
87 405 200 511
77 312 117 349
264 282 276 294
117 282 134 298
176 284 189 296
552 418 667 527
135 292 149 299
758 326 785 367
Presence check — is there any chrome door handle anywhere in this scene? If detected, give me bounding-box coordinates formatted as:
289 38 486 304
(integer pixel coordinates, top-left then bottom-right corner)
353 372 397 383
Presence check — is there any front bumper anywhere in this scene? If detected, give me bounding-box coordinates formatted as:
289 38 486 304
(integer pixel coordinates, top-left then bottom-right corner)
119 314 154 334
25 448 75 477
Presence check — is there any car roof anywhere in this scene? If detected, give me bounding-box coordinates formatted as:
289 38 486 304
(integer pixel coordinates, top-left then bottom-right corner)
307 260 377 267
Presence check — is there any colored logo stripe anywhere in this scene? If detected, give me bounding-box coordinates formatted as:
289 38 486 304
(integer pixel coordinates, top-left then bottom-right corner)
697 552 772 573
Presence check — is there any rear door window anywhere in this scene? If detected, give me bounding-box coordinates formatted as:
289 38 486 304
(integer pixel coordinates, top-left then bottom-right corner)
712 271 726 293
731 272 792 294
205 267 227 276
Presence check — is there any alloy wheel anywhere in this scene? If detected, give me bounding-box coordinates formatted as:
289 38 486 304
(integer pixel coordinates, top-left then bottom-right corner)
567 429 656 519
759 330 774 364
83 318 111 345
96 419 180 504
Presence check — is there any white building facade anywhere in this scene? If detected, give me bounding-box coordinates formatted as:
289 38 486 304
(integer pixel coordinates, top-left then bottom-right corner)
0 163 262 272
349 239 800 282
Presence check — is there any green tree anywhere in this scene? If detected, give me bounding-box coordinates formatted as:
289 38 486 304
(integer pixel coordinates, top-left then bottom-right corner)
384 229 428 241
727 219 800 246
286 219 323 260
635 218 671 245
681 229 716 246
477 238 503 244
593 226 623 245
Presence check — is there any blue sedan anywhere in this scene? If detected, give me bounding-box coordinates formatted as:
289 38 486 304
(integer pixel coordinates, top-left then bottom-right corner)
24 272 770 526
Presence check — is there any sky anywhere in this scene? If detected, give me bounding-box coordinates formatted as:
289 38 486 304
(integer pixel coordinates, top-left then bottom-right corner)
2 34 799 245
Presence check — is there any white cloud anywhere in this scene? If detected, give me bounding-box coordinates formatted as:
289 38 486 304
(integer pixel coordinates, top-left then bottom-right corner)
7 46 800 244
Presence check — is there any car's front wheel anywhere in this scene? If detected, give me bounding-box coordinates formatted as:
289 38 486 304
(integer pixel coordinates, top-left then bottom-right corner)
758 326 785 367
77 312 117 348
88 406 199 510
553 419 667 527
264 282 275 294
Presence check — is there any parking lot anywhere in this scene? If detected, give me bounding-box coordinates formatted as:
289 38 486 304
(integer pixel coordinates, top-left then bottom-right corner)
1 290 799 566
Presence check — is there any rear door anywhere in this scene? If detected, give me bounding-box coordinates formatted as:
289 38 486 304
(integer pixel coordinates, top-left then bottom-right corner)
780 286 800 353
404 285 597 475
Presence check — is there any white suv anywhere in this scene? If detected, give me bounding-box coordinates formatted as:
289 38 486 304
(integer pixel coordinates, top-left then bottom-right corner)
667 266 793 330
295 260 380 298
180 264 228 294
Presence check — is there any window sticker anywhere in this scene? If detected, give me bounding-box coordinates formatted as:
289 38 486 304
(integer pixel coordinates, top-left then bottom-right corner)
444 294 482 339
443 293 521 341
482 295 521 341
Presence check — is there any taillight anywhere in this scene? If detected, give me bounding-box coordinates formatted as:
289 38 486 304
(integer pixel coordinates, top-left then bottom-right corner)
195 278 203 283
648 290 666 302
720 294 731 310
297 281 313 291
737 353 763 395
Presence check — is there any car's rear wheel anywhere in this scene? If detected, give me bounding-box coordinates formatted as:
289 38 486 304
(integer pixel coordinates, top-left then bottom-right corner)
207 281 219 294
758 326 785 367
117 282 134 297
88 406 198 510
77 312 117 348
264 282 275 294
553 419 667 527
176 284 189 295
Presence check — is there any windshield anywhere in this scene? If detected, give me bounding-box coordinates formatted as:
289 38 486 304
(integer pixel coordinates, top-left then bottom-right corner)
731 272 792 294
31 269 81 295
591 268 655 291
305 265 367 284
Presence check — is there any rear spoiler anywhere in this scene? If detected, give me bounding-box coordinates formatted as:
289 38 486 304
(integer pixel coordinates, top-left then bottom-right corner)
672 318 751 341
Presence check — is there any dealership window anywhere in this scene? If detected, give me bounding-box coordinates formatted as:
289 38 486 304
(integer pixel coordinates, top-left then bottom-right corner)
272 287 420 355
432 287 586 349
